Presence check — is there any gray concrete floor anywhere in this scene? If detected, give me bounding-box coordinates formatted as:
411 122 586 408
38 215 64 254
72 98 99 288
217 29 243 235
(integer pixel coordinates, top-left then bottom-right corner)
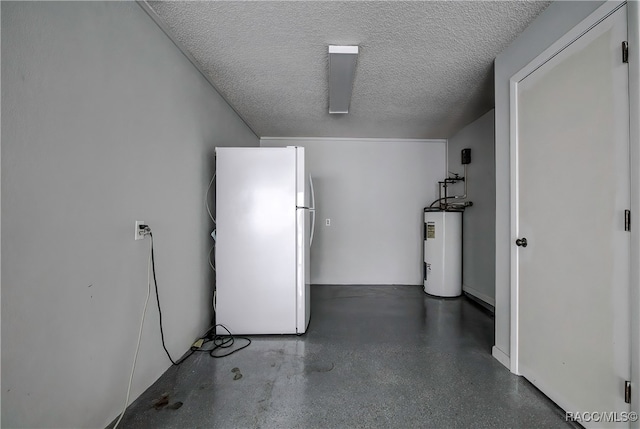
112 285 577 428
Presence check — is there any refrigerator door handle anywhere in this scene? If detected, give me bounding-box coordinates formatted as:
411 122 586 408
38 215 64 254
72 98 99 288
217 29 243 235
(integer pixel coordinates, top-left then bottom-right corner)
310 208 316 246
309 175 316 246
309 175 316 210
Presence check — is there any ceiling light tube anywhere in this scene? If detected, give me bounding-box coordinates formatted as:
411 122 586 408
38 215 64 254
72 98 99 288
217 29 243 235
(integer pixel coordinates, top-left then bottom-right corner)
328 45 359 114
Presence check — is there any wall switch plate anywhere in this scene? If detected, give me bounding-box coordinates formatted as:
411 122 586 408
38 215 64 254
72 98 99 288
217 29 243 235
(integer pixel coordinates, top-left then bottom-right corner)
325 219 331 226
135 220 145 240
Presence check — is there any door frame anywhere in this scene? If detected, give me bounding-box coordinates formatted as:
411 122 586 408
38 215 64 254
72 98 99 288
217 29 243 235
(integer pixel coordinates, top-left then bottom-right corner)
508 0 639 419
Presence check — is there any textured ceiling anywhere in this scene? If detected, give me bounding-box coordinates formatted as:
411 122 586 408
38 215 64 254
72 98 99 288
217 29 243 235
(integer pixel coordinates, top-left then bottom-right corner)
146 1 550 139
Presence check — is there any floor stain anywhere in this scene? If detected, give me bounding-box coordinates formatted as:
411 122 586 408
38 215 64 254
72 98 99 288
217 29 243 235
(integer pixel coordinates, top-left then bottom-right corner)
306 362 335 374
152 394 170 410
167 401 183 410
232 367 243 380
151 393 183 411
254 380 275 426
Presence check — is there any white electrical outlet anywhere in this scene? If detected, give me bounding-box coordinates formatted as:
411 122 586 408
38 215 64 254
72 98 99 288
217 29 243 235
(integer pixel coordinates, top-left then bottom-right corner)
135 220 145 240
325 218 331 226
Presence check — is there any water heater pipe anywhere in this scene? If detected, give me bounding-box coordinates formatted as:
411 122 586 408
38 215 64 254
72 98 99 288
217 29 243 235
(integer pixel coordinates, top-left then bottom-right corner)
429 164 471 209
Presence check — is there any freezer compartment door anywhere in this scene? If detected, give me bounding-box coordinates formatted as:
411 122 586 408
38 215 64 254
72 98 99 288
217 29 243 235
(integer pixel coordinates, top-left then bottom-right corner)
293 146 316 246
215 147 297 335
294 146 308 208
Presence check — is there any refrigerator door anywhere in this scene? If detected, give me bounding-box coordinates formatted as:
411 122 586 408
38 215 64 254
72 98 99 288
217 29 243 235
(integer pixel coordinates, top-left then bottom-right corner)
295 147 311 334
295 207 310 333
215 147 297 334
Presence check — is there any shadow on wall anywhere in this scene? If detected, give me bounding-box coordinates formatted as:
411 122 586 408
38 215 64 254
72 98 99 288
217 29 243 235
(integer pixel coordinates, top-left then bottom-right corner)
205 151 216 325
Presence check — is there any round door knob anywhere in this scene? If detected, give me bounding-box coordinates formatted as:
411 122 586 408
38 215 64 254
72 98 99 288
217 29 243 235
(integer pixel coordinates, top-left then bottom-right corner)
516 238 528 247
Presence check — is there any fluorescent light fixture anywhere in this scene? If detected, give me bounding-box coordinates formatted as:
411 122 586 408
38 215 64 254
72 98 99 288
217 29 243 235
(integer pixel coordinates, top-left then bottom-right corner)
328 45 359 114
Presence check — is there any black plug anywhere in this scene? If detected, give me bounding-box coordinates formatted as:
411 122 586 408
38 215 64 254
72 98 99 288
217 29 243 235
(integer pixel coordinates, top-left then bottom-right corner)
138 224 151 237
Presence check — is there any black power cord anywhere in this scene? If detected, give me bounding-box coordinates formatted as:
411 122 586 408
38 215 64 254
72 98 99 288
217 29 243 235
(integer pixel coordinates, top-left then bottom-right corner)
149 233 190 366
207 325 251 358
149 233 250 365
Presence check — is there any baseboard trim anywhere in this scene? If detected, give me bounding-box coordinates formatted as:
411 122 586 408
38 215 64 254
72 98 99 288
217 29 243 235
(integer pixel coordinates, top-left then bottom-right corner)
312 284 421 287
492 346 511 370
261 137 446 144
463 284 496 307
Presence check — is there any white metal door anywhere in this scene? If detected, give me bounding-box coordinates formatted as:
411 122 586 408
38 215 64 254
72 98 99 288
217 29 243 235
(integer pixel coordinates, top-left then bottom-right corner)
216 147 297 335
513 5 630 425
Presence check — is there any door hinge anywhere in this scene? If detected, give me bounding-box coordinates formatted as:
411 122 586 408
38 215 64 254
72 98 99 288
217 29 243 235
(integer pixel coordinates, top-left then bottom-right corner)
622 41 629 63
625 210 631 232
625 380 631 404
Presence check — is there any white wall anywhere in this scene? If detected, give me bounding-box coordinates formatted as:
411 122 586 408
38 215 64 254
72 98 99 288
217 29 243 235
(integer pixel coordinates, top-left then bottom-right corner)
447 110 495 307
493 1 606 365
261 138 446 285
1 3 258 428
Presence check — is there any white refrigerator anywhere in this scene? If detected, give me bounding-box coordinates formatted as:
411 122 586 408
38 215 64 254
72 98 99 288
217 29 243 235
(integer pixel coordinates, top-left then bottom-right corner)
214 146 315 335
